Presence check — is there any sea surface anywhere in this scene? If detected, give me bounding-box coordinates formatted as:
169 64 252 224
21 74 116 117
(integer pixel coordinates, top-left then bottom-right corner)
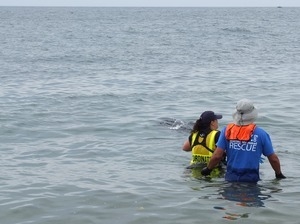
1 6 300 224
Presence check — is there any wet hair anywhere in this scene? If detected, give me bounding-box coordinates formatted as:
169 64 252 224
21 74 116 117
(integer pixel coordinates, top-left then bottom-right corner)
191 118 211 133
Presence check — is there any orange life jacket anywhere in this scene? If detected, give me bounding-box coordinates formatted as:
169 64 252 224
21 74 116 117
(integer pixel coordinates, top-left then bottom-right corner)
225 123 256 141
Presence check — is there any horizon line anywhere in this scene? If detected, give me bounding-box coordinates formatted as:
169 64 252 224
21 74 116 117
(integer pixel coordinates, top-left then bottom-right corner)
0 5 297 7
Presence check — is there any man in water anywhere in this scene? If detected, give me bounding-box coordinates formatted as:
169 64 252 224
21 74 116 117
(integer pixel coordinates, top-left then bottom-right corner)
201 99 286 182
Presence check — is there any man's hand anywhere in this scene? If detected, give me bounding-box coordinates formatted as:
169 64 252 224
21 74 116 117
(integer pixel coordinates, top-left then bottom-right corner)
275 172 286 179
201 167 212 176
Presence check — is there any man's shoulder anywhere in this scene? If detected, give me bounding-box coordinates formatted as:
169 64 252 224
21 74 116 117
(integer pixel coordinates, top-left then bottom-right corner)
254 126 268 133
253 126 271 139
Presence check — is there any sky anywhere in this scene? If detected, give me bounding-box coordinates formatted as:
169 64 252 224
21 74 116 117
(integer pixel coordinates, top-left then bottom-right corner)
0 0 299 7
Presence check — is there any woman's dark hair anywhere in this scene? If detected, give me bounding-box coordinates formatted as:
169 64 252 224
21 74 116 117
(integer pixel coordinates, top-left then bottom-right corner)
191 118 211 133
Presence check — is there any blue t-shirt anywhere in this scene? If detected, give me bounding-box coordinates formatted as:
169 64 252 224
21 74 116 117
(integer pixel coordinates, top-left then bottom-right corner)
217 126 275 182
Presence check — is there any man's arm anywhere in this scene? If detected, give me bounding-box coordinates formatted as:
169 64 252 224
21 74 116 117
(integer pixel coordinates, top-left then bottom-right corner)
201 147 224 176
207 147 224 169
267 153 286 178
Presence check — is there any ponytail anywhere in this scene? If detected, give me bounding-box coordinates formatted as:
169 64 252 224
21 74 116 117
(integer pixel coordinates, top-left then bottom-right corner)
191 118 210 133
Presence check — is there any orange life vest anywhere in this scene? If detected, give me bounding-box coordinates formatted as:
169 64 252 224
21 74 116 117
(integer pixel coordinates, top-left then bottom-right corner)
225 123 256 141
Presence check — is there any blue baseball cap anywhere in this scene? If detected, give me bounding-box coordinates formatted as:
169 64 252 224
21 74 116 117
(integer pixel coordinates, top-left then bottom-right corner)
200 111 222 123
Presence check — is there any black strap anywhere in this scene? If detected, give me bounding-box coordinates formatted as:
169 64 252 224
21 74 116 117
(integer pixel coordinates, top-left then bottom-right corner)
191 132 215 154
199 142 214 154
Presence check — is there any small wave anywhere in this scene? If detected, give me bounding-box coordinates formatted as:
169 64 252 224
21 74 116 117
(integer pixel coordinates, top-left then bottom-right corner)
222 27 252 34
159 117 193 132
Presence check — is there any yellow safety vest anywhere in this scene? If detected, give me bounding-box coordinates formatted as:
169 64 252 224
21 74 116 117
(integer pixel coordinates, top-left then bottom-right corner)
190 130 218 164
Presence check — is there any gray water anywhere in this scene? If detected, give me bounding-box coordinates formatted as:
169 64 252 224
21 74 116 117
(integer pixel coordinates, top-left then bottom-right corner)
1 7 300 224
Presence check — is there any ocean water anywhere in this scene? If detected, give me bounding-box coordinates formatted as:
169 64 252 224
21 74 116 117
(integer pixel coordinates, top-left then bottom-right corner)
1 6 300 224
